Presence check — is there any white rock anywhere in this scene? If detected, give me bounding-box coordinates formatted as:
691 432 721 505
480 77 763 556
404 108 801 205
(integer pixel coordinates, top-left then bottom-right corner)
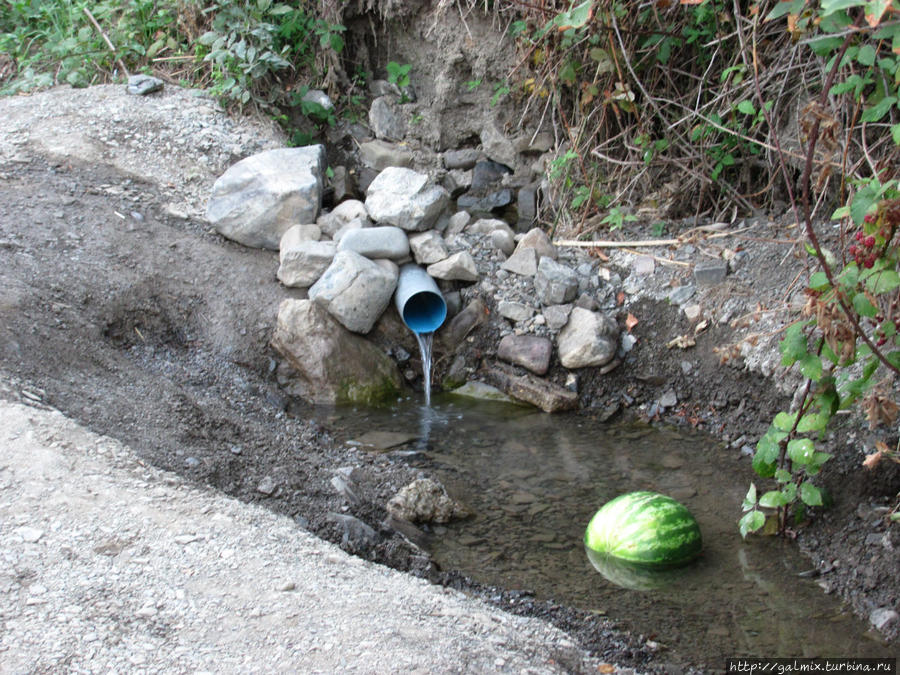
365 167 449 232
206 145 325 249
557 307 618 368
16 526 44 543
427 252 478 282
309 250 399 333
501 247 538 276
338 226 410 260
277 240 337 288
317 200 369 238
279 224 321 251
497 301 533 322
408 231 449 265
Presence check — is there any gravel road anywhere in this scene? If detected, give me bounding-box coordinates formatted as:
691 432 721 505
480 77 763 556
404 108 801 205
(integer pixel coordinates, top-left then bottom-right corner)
0 385 620 674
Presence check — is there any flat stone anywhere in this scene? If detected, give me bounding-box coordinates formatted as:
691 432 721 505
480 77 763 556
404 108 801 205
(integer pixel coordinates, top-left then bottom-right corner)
497 301 534 323
126 74 164 95
338 226 410 260
365 167 449 232
206 145 325 249
557 307 618 369
277 240 336 288
501 247 538 276
694 260 728 286
542 304 572 331
484 366 578 413
668 285 696 306
352 430 419 452
408 230 448 265
443 148 480 170
534 257 579 305
427 251 478 282
448 381 518 403
309 250 399 333
358 139 414 171
497 334 552 375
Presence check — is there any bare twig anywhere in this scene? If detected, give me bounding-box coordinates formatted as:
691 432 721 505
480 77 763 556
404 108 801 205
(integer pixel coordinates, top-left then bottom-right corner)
82 6 130 78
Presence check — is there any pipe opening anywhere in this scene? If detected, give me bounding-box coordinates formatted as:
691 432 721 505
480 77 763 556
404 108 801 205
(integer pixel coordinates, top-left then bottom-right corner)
402 290 447 334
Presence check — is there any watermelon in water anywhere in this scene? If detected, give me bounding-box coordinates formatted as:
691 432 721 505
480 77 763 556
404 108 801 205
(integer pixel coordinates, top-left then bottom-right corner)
584 491 702 568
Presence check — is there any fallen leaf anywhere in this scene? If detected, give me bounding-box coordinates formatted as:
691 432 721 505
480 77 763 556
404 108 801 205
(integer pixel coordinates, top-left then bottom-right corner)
597 665 617 674
694 319 708 334
863 450 883 470
625 313 639 332
616 291 625 306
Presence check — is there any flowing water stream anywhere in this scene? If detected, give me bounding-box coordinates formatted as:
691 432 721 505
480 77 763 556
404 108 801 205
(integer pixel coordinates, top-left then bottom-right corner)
319 396 894 670
413 332 434 407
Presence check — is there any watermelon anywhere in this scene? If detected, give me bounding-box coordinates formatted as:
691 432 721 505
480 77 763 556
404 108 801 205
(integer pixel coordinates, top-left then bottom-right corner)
584 491 702 568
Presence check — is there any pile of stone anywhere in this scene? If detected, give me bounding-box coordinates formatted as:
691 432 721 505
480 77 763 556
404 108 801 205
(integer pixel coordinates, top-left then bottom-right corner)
205 143 623 412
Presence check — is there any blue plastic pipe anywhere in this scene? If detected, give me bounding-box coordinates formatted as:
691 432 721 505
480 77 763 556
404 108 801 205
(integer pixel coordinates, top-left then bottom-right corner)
394 264 447 334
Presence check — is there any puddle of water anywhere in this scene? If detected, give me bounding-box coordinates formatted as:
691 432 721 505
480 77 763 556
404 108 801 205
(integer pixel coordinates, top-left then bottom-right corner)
315 396 893 669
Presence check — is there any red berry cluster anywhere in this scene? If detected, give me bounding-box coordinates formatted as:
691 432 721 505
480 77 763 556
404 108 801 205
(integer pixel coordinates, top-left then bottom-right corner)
848 226 878 268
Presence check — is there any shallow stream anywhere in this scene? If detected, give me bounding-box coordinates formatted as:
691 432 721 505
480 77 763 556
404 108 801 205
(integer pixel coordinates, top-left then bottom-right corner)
320 395 893 670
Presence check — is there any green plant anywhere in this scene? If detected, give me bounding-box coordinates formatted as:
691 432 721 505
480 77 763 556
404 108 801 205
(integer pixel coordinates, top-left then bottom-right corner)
490 81 510 106
464 78 481 91
601 205 637 232
386 61 410 87
739 0 900 538
386 60 411 102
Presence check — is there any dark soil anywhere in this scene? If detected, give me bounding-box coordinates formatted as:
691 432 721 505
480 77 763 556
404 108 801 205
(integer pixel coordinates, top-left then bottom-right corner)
1 155 897 673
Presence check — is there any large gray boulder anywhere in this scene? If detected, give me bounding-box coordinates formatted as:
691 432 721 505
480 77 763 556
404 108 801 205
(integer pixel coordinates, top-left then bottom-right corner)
277 240 336 288
206 145 325 249
557 307 618 369
271 299 404 405
534 257 579 305
308 250 398 333
365 168 449 232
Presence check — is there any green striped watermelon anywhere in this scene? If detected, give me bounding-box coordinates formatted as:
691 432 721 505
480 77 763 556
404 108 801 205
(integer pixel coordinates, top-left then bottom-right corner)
584 491 702 568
